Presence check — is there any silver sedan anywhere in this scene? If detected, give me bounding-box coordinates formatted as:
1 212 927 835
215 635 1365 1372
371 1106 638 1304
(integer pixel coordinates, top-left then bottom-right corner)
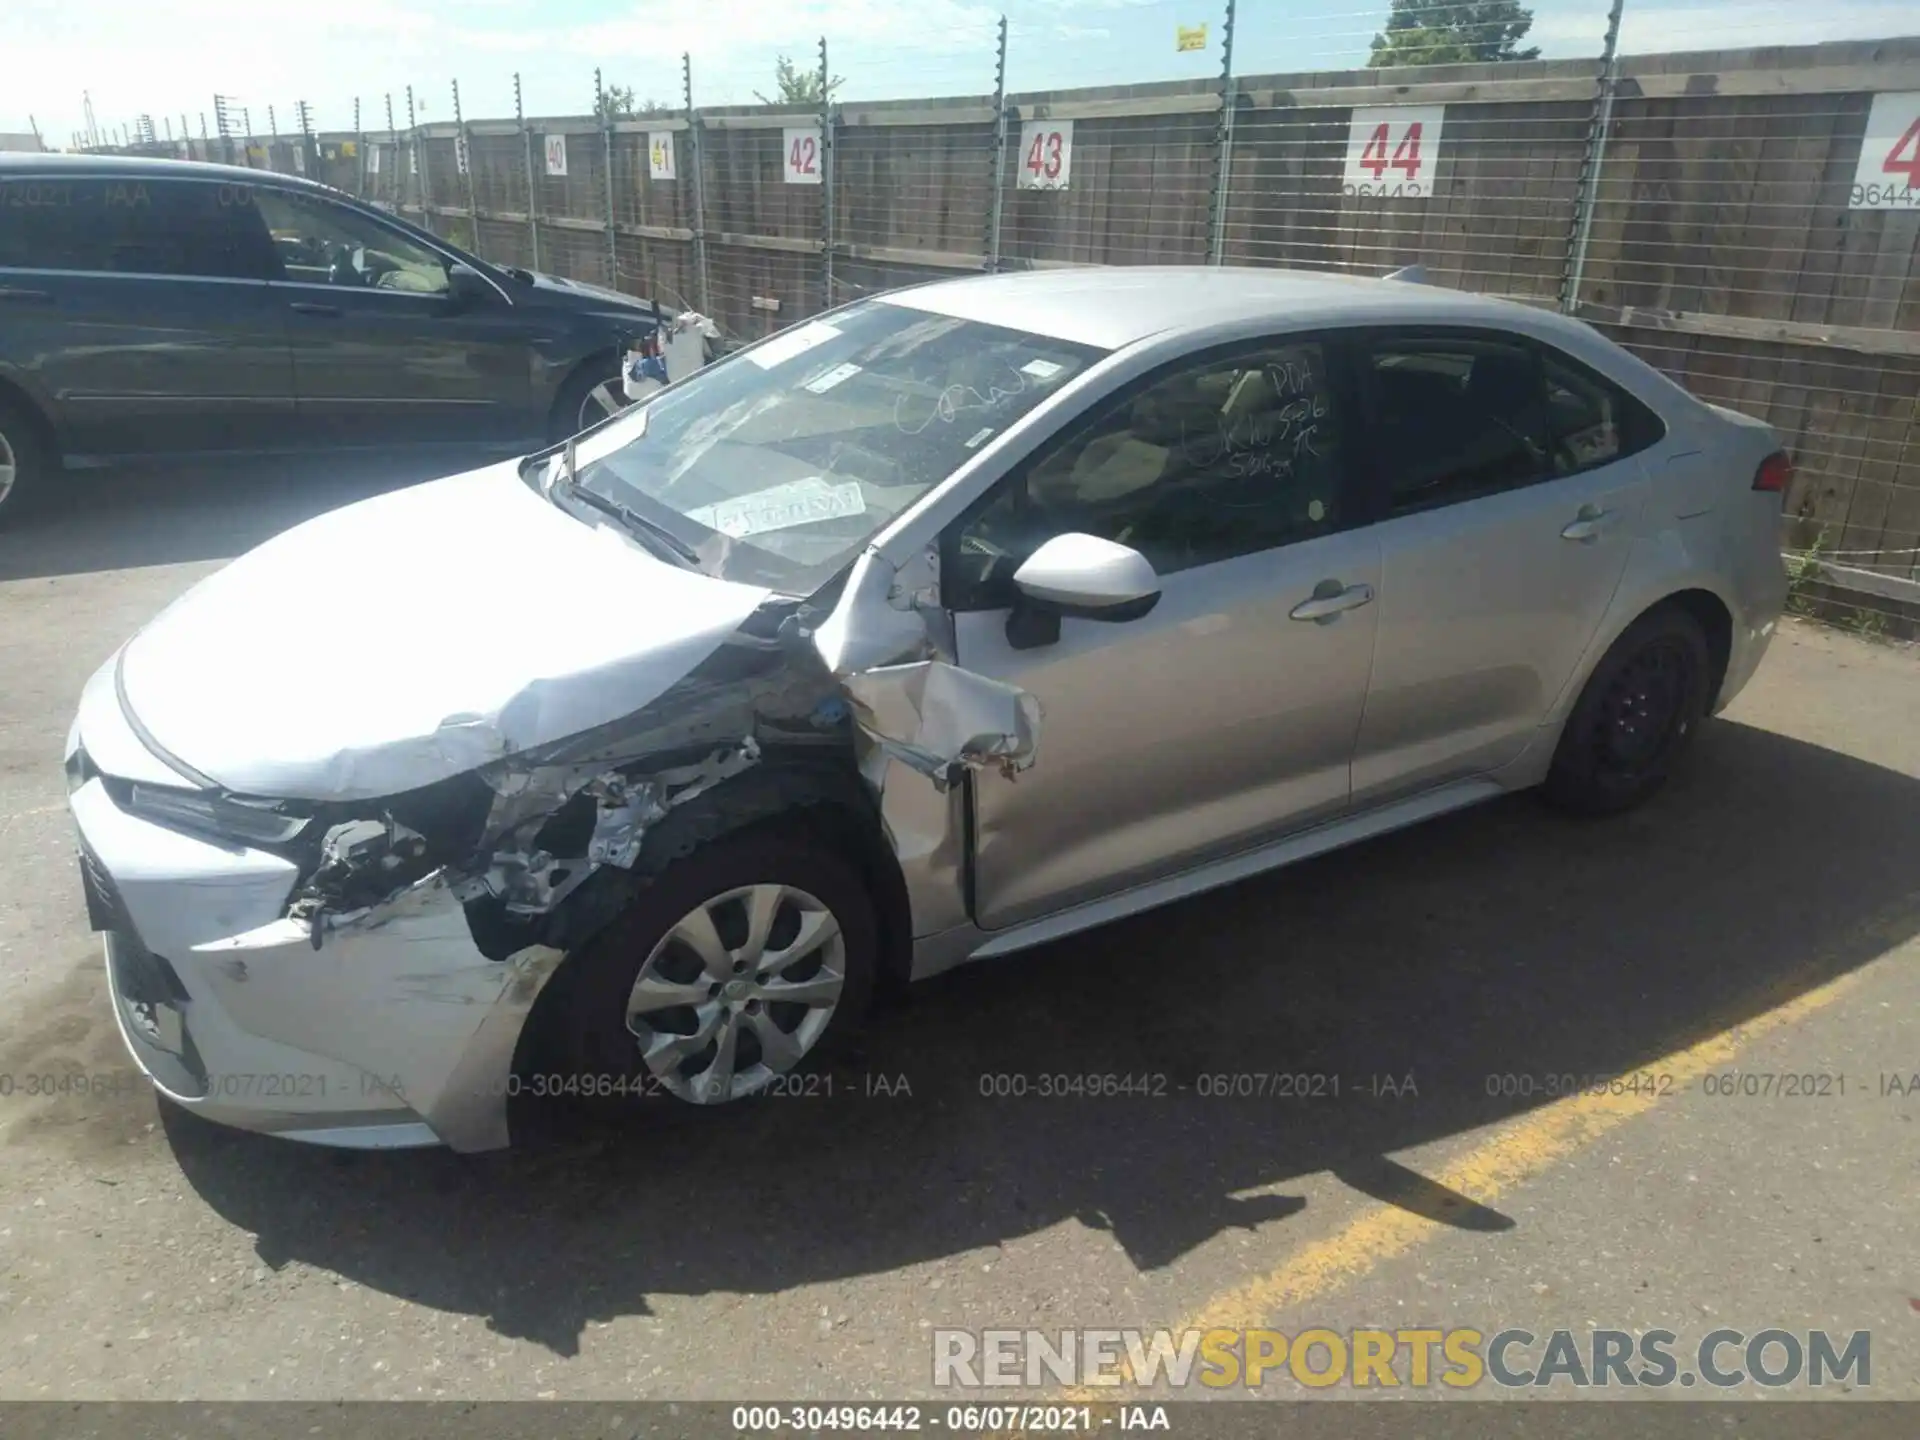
66 267 1789 1150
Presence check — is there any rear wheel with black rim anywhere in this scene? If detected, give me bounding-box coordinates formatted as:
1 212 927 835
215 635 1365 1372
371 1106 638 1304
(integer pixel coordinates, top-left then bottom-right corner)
1543 604 1712 816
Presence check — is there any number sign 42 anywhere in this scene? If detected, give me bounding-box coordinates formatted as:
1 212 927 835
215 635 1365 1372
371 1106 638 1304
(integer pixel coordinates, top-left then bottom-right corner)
783 126 822 185
1342 106 1446 198
1017 119 1073 190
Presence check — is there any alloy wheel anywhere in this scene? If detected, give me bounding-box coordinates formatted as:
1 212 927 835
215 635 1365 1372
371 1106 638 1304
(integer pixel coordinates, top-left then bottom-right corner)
577 379 626 432
0 428 16 509
625 883 847 1103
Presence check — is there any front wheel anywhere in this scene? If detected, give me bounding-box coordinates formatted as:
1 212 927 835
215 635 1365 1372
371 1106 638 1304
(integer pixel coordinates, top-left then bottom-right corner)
1543 604 1712 815
542 830 880 1109
550 360 628 444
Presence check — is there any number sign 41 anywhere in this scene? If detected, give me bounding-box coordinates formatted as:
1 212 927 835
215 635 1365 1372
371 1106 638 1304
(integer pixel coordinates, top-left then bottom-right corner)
1342 105 1446 199
1017 119 1073 191
783 126 822 185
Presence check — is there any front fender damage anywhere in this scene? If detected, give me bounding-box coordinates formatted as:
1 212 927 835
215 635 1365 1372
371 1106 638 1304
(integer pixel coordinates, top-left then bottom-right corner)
197 546 1040 1149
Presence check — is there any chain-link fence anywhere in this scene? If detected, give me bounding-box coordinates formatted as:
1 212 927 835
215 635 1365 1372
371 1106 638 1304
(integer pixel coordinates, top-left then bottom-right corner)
97 7 1920 634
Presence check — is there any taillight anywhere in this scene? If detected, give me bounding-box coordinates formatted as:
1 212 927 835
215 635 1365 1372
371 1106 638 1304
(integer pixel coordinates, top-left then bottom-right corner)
1754 452 1792 493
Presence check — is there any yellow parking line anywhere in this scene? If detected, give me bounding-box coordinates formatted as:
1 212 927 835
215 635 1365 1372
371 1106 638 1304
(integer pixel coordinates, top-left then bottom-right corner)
1060 901 1916 1400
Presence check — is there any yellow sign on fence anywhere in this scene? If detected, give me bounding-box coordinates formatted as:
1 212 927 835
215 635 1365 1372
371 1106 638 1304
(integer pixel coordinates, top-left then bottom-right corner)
1176 23 1208 52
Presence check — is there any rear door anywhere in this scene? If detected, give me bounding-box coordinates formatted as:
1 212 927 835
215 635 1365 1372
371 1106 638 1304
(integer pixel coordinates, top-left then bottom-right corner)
249 186 533 448
0 173 293 458
1346 327 1661 805
943 335 1383 931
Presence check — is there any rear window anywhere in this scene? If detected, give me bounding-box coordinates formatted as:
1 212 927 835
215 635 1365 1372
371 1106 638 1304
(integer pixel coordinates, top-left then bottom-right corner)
0 177 277 279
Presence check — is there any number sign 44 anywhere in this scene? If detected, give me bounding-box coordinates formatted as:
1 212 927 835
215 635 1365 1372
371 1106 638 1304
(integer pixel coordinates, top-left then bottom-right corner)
1017 119 1074 190
1342 105 1446 197
1849 92 1920 209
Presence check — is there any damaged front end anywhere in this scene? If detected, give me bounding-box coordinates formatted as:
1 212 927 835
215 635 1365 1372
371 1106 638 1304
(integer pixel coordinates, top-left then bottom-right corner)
193 547 1040 1148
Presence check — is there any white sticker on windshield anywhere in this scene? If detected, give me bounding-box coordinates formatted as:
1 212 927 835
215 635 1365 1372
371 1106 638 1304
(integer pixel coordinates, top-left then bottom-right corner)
1020 359 1065 379
803 361 863 394
688 478 867 539
964 427 995 449
746 321 843 371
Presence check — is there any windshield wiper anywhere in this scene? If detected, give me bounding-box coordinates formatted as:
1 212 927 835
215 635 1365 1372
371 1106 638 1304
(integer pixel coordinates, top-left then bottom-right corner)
558 472 702 568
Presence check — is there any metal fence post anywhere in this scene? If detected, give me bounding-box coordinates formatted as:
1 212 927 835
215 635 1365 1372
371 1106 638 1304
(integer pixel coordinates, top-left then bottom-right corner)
352 99 363 196
1207 0 1238 265
454 80 481 259
685 53 712 316
986 15 1009 272
385 93 397 206
407 84 429 224
517 74 540 270
598 68 619 288
1560 0 1626 314
820 37 835 309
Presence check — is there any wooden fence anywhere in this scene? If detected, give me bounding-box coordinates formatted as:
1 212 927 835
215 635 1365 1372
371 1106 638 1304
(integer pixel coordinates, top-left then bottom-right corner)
197 36 1920 614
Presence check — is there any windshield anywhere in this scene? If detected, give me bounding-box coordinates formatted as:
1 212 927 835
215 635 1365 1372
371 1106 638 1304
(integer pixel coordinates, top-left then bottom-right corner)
565 300 1106 593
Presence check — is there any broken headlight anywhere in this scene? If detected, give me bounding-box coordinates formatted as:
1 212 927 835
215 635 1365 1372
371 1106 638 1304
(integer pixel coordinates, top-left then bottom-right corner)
121 783 311 847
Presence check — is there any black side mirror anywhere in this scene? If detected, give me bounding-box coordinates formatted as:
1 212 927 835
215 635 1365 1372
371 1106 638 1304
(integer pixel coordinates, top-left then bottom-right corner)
445 263 493 310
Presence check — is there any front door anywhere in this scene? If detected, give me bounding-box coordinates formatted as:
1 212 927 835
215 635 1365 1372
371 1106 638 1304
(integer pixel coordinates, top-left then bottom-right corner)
249 187 532 448
1347 329 1658 805
942 335 1381 931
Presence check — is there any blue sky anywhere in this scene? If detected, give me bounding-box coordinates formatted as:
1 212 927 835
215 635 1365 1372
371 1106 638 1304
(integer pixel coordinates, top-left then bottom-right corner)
7 0 1915 145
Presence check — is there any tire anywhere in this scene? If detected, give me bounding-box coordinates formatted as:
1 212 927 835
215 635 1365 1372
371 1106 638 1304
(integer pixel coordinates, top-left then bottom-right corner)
0 395 50 524
549 358 627 444
1543 604 1712 816
537 828 880 1112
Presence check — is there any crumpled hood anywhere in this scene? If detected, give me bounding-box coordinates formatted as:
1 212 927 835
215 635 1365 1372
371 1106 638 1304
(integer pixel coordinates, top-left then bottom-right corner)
117 461 770 802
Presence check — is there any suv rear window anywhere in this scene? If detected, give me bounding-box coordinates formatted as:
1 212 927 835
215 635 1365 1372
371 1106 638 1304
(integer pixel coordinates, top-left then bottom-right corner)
0 177 277 279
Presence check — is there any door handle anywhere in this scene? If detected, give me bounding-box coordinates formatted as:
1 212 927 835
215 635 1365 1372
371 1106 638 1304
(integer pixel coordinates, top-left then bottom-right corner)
288 301 342 317
1289 581 1375 623
0 286 53 303
1561 506 1616 543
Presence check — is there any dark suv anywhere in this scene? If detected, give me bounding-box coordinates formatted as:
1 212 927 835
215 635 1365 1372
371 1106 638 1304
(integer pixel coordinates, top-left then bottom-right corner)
0 154 671 520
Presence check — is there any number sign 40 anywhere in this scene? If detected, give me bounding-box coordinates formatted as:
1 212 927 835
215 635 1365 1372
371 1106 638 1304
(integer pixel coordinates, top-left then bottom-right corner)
1017 119 1073 191
783 126 822 185
1342 106 1446 199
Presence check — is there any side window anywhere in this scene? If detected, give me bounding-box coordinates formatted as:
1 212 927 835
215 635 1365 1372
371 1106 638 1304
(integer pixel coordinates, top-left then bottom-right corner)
1365 334 1550 515
248 188 449 294
949 340 1345 607
0 178 275 279
1540 346 1665 475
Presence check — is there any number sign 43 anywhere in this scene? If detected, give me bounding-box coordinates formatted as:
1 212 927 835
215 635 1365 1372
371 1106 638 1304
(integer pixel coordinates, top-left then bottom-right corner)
1342 106 1446 199
1017 119 1073 190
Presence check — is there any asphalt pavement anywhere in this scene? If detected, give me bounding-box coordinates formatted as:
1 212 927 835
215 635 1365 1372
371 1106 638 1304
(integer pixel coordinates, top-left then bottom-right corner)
0 462 1914 1407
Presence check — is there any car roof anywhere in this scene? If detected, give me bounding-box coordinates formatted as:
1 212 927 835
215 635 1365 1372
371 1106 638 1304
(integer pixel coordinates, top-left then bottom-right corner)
877 265 1551 351
0 151 330 192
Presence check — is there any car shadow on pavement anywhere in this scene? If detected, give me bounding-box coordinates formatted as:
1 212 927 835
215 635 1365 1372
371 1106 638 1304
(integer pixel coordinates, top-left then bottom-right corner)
0 453 484 583
162 717 1920 1355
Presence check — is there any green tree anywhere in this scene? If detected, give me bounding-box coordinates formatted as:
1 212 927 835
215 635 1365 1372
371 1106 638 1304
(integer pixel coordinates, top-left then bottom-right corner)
1367 0 1540 66
597 84 677 120
754 53 843 106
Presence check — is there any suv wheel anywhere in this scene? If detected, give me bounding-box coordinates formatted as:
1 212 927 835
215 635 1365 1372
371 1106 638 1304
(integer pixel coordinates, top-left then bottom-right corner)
542 829 879 1108
552 360 628 444
0 397 48 521
1543 604 1712 815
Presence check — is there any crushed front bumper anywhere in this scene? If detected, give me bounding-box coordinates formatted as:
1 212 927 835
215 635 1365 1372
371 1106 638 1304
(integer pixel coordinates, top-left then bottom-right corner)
69 777 555 1152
